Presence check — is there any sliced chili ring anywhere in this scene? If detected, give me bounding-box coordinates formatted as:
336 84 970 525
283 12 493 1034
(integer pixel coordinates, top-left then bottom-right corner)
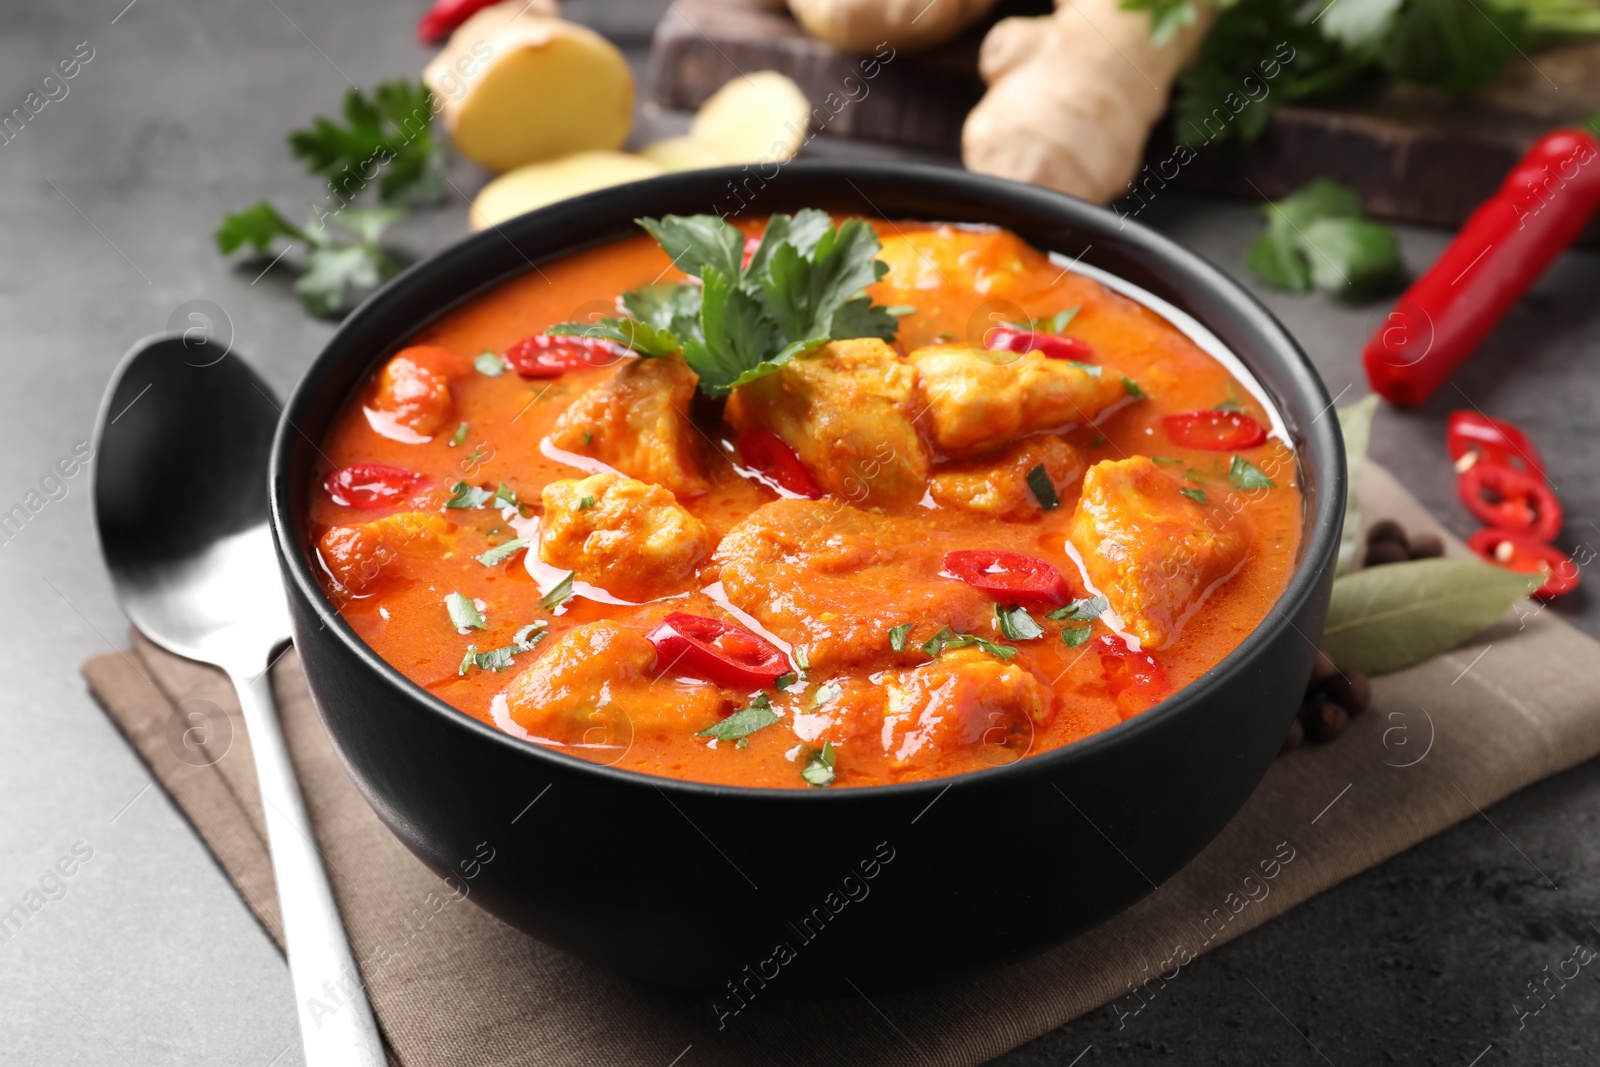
983 326 1095 363
503 333 628 378
942 549 1072 606
1162 410 1268 451
1468 528 1579 600
323 464 424 509
645 612 792 689
1095 634 1172 717
1446 410 1546 480
1457 460 1562 542
736 429 823 499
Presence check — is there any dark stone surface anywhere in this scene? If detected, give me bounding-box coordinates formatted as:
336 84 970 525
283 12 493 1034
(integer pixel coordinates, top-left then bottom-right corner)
0 0 1595 1064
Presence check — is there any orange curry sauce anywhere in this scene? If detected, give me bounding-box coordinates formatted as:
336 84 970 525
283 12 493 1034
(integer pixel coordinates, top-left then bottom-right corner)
309 221 1303 789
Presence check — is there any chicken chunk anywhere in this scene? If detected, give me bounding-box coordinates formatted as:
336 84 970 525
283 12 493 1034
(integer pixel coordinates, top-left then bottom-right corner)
911 346 1127 458
929 434 1087 520
549 355 710 498
505 621 730 743
1068 457 1249 649
881 648 1054 773
724 338 928 508
317 512 447 596
538 473 711 601
713 499 994 674
876 226 1053 297
367 346 458 440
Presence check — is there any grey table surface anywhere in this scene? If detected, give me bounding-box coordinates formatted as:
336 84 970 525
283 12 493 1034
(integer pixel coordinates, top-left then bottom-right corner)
3 1 1598 1064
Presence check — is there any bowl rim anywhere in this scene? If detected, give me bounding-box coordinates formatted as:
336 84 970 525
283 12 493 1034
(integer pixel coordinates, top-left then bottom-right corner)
269 159 1344 804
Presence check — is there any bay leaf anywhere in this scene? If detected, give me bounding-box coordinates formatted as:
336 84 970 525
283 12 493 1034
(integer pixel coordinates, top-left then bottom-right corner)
1335 394 1378 577
1321 557 1538 675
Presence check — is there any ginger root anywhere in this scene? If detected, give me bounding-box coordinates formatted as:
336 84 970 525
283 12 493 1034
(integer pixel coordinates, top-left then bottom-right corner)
689 71 811 164
962 0 1217 204
424 9 633 173
639 135 730 172
470 151 661 229
788 0 1000 53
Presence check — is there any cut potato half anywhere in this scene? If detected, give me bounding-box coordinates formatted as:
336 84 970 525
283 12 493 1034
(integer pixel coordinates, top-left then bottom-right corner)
426 16 633 173
470 151 662 230
639 136 731 173
688 71 810 165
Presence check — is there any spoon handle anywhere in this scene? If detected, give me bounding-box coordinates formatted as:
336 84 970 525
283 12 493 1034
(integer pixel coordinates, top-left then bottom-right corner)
231 666 386 1067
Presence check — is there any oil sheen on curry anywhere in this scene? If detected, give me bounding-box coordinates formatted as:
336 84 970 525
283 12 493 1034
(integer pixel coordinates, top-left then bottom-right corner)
309 214 1302 790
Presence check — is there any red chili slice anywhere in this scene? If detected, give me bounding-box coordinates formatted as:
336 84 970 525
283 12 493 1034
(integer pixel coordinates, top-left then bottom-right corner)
1468 528 1579 600
645 613 792 689
942 550 1072 605
737 429 823 499
503 334 628 378
1162 410 1268 451
323 464 424 509
1457 460 1562 542
741 234 762 270
1446 411 1546 481
416 0 501 44
1095 634 1172 717
984 326 1095 363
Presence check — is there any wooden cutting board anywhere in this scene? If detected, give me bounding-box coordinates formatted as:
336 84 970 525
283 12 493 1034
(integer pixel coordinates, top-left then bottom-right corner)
649 0 1600 240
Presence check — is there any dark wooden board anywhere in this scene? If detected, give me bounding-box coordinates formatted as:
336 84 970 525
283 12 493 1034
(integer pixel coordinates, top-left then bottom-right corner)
649 0 1600 241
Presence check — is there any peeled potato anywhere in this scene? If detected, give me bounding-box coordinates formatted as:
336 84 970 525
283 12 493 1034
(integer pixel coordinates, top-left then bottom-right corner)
639 136 731 173
425 16 633 173
788 0 1000 52
470 151 662 229
689 71 810 165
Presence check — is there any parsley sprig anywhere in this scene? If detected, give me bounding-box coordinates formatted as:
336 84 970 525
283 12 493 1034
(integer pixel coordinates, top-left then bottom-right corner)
548 211 903 397
216 203 401 318
1246 180 1401 299
288 80 443 206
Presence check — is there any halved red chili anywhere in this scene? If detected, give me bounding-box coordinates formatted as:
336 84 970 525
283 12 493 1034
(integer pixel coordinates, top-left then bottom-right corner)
1095 634 1172 717
984 326 1095 363
503 333 628 378
1457 460 1562 542
1447 411 1546 480
1468 528 1579 600
323 464 424 509
942 550 1072 605
1162 410 1268 451
645 613 792 689
737 429 823 499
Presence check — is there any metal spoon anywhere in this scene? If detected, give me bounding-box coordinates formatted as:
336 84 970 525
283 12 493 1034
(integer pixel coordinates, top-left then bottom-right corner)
92 333 384 1067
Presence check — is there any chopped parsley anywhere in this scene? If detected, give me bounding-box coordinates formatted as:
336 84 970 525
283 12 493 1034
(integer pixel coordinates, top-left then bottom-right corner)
774 671 798 690
477 537 531 566
287 79 442 205
1005 306 1080 334
813 683 842 706
698 694 780 742
1152 456 1185 465
1229 455 1276 490
921 626 1017 661
445 591 485 631
1067 360 1102 377
457 623 548 676
1180 487 1209 504
215 202 401 318
492 482 519 509
888 623 914 652
801 740 836 788
446 481 493 509
793 646 811 675
540 571 576 611
1047 596 1109 622
449 421 469 447
474 351 506 377
577 495 597 511
1214 392 1245 414
1025 464 1059 511
995 604 1045 641
581 432 593 445
1121 375 1147 400
1061 625 1093 648
1091 434 1106 449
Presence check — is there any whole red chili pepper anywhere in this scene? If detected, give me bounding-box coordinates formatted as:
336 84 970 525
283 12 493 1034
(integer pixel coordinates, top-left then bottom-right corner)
417 0 503 44
1364 118 1600 406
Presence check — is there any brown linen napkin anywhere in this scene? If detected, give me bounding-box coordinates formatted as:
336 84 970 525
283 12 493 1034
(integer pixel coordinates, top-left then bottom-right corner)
83 463 1600 1066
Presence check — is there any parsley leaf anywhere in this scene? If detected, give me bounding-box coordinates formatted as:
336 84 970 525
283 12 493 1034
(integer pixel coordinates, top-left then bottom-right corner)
547 317 681 358
801 740 836 787
540 571 576 610
1247 180 1401 299
775 671 798 690
492 482 519 509
1068 360 1102 377
995 604 1045 641
888 623 914 652
449 422 469 447
446 481 493 509
1026 464 1059 511
287 80 442 205
1061 625 1093 648
445 592 485 631
813 683 842 706
456 622 548 676
1180 487 1209 504
477 537 531 566
921 625 1019 661
216 201 401 318
1005 306 1081 334
698 694 780 742
1120 0 1203 45
793 647 811 675
637 214 746 280
577 495 596 511
474 352 505 377
1121 375 1147 399
1229 456 1276 490
1047 596 1109 622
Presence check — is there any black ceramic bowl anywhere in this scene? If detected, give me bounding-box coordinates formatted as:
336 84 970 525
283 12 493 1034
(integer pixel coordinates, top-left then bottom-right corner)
269 162 1343 995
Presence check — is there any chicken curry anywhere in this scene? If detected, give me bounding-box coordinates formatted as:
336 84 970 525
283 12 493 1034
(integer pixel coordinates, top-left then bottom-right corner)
309 214 1302 789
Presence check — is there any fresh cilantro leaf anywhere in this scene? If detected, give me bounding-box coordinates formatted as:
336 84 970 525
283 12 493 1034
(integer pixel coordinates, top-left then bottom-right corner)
288 80 442 205
698 694 780 742
477 537 531 566
449 421 469 447
1121 375 1147 399
813 683 842 706
445 592 485 631
888 623 914 652
474 352 505 377
1047 596 1109 622
996 604 1045 641
1061 625 1093 648
1026 464 1059 511
540 572 576 611
1067 360 1102 377
1181 487 1209 503
637 214 746 280
546 317 680 358
446 481 493 509
1229 455 1275 489
801 739 836 787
